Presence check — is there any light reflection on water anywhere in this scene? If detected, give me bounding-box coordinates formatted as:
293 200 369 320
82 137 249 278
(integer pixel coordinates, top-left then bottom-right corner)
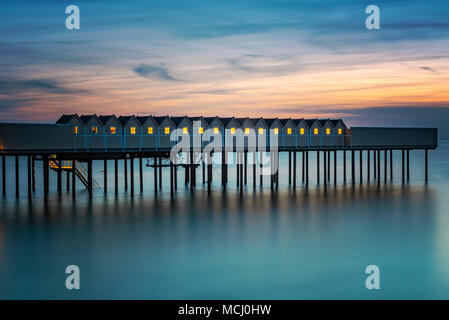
1 144 449 299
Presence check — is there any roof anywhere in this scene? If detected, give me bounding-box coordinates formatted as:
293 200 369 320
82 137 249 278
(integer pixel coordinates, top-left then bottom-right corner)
264 118 279 127
153 116 171 126
318 119 332 127
203 117 221 126
56 114 80 124
305 119 317 127
219 117 235 127
292 118 305 126
171 116 191 126
279 118 293 126
136 116 155 126
118 116 137 126
80 115 99 124
330 119 344 127
235 117 253 127
98 115 118 125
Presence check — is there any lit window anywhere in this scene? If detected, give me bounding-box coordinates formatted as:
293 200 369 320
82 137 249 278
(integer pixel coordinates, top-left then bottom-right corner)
91 126 98 134
274 128 279 135
148 127 153 134
183 127 188 134
245 128 250 134
110 127 116 135
287 128 292 135
314 128 318 135
231 128 235 134
326 128 330 135
214 127 219 134
73 126 78 134
165 127 170 134
300 128 305 135
338 128 342 135
258 128 264 134
130 127 136 135
199 127 203 134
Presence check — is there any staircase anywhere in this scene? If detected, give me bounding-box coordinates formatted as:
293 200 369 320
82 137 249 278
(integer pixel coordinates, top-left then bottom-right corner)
49 155 100 189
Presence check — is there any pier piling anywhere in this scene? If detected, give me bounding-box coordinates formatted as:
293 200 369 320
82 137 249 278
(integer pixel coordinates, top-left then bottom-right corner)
15 156 20 197
104 159 107 193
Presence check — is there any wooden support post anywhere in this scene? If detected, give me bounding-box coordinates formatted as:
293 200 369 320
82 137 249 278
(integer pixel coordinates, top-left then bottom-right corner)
327 150 330 181
175 163 178 191
240 152 244 191
190 151 194 190
170 160 174 195
207 153 212 193
260 151 263 186
2 155 5 196
317 150 320 184
237 152 240 187
57 157 62 195
244 151 247 185
288 151 292 185
202 157 205 184
139 157 143 192
367 150 370 181
351 150 355 184
154 155 158 193
390 149 393 180
221 151 225 186
377 150 381 185
407 150 410 181
124 156 128 191
159 156 163 189
323 150 327 187
114 159 118 195
27 156 32 199
334 150 337 184
88 158 93 200
293 152 297 188
302 151 305 183
384 149 387 183
270 152 274 190
305 150 309 185
343 150 346 182
425 149 428 182
32 157 36 193
185 153 189 186
104 159 107 194
15 156 20 197
253 151 256 189
359 150 362 184
276 151 279 189
373 150 377 179
66 170 70 193
72 159 76 198
402 150 405 183
130 157 134 196
43 156 49 198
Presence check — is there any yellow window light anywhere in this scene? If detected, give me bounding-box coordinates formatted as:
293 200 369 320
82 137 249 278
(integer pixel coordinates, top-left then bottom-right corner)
338 128 342 135
110 127 116 135
130 127 136 135
326 128 330 135
287 128 292 135
73 126 78 134
231 128 235 134
91 126 98 134
214 127 219 134
148 127 153 134
183 127 188 134
300 128 305 135
165 127 170 134
258 128 264 134
199 127 203 134
274 128 279 135
314 128 318 135
245 128 250 134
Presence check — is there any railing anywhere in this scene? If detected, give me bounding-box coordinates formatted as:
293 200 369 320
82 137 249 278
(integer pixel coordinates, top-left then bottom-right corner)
49 155 100 188
72 133 352 151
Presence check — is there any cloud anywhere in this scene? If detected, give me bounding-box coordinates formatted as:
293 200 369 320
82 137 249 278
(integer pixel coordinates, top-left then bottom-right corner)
0 79 87 95
420 66 440 74
133 64 177 81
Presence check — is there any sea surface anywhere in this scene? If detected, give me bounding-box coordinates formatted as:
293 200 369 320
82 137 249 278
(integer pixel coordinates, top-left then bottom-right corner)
1 142 449 299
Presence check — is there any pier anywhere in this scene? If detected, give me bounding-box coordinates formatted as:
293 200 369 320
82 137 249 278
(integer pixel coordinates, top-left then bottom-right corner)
0 117 438 200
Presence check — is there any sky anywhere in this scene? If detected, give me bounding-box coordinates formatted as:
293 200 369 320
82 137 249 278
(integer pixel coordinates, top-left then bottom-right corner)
0 0 449 135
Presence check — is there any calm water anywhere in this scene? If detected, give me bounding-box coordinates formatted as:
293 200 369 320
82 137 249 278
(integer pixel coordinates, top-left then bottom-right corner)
1 143 449 299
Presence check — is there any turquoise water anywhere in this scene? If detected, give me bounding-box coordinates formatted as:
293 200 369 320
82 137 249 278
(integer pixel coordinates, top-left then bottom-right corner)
1 143 449 299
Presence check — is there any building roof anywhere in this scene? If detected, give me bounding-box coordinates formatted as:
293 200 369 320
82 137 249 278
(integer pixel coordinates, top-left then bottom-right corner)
235 117 253 127
292 118 305 126
305 119 318 127
318 119 332 127
330 119 344 127
80 115 99 124
279 118 293 126
219 117 235 127
153 116 172 126
264 118 280 127
98 115 119 125
56 114 80 124
171 116 191 126
118 115 137 126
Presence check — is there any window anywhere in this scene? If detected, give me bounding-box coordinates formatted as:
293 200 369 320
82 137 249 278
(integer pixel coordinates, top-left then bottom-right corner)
314 128 318 135
258 128 264 134
91 126 98 134
274 128 279 135
214 127 219 134
199 127 203 134
183 127 188 134
300 128 305 135
245 128 250 134
287 128 292 135
338 128 342 135
130 127 136 135
326 128 330 135
110 127 116 134
230 128 235 134
73 126 78 134
148 127 153 135
165 127 170 134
